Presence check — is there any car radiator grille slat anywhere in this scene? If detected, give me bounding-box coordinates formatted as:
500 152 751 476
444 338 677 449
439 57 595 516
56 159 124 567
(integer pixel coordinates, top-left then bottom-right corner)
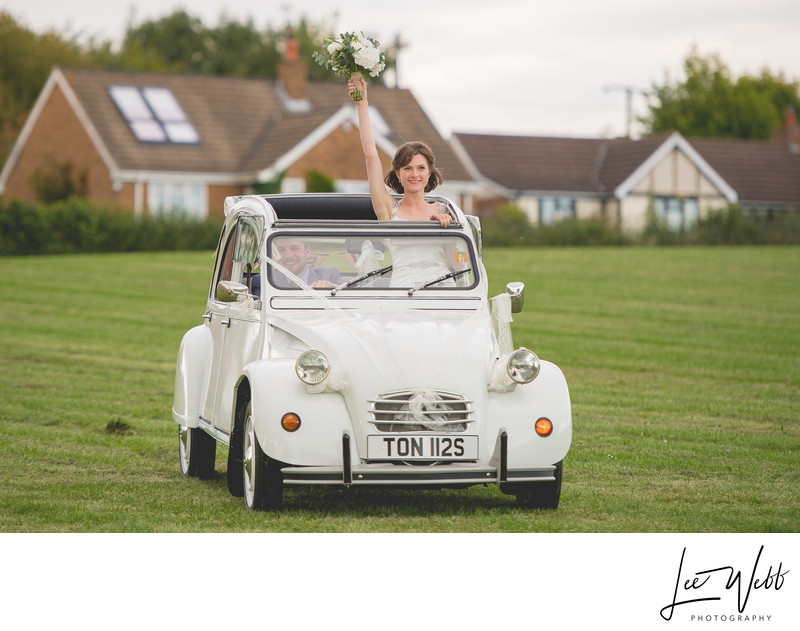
368 390 473 433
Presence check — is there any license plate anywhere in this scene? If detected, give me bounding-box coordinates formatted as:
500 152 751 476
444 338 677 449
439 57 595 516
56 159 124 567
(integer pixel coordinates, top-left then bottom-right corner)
367 435 478 460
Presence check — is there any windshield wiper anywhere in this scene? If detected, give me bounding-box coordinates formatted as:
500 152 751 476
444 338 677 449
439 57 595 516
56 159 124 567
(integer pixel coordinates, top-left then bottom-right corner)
330 265 393 295
407 268 472 296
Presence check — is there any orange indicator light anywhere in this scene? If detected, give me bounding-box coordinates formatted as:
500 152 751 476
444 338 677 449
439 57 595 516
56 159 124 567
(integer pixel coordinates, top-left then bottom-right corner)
281 413 301 432
535 417 553 437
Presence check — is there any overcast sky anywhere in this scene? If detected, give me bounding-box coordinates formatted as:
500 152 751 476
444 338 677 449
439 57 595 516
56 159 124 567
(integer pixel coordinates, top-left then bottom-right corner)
5 0 800 139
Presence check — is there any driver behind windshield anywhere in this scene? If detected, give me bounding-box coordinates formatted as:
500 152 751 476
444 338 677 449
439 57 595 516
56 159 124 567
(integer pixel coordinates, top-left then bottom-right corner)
271 240 343 289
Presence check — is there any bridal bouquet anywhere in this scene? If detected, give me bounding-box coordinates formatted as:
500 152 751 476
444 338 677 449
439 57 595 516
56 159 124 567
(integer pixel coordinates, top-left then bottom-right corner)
312 31 386 101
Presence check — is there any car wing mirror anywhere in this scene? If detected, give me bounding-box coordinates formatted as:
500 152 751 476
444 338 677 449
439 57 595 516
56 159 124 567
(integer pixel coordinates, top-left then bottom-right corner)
506 282 525 313
217 280 250 303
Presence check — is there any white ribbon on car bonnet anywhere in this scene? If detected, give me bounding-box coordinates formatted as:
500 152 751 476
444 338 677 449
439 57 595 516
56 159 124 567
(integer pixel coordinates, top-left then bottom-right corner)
490 292 514 355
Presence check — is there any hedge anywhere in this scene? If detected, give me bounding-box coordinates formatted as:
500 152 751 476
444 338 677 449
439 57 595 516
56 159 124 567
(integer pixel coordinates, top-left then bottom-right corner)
2 197 798 256
480 203 800 247
0 197 223 256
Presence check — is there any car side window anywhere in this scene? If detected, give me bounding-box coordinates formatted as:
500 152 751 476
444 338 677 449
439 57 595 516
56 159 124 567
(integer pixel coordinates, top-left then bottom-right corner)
216 224 238 287
213 215 263 300
234 217 261 292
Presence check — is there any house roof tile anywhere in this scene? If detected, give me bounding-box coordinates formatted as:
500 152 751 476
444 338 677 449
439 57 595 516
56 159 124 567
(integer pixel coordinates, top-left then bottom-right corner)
62 68 472 182
453 133 606 193
688 137 800 204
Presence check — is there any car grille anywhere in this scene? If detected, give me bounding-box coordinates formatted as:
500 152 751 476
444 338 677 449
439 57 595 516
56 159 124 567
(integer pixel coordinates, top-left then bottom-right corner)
367 389 474 433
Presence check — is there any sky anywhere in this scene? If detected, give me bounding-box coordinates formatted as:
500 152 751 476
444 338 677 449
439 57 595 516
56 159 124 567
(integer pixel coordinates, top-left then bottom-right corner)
4 0 800 139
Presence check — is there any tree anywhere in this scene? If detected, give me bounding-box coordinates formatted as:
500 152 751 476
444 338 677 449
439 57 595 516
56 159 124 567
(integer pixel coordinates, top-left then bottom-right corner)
116 11 392 83
120 10 211 74
643 47 800 140
0 12 100 162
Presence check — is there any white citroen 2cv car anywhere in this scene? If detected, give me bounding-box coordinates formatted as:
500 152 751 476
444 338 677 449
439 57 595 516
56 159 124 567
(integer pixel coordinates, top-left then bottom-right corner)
172 194 571 510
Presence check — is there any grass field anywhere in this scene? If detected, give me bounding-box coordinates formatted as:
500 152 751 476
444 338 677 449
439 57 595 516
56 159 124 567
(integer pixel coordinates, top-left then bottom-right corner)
0 247 798 532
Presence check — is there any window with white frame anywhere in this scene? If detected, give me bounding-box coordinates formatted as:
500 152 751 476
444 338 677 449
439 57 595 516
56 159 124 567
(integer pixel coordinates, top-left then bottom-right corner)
539 196 576 225
148 181 207 218
653 196 698 231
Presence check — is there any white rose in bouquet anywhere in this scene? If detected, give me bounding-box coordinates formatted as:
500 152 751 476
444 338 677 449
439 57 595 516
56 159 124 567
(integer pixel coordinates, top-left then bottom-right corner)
353 42 382 73
369 62 386 78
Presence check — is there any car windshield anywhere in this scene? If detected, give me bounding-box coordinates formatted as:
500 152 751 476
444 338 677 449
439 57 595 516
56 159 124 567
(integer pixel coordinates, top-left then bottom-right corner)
266 231 478 291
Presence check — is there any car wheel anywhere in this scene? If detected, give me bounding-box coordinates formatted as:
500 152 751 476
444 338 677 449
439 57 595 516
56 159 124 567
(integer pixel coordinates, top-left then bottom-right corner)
178 425 216 479
515 461 563 510
226 392 248 498
242 403 283 510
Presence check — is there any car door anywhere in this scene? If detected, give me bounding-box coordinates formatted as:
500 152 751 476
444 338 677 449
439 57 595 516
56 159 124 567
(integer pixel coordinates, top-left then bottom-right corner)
199 222 235 431
209 214 265 436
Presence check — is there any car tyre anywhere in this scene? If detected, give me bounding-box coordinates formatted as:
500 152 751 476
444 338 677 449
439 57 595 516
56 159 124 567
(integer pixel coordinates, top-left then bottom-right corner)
242 402 283 510
515 460 563 510
226 392 249 498
179 425 216 479
227 427 245 497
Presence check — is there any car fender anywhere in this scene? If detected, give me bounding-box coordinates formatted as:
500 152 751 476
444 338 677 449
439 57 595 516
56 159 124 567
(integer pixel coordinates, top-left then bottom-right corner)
172 324 212 428
487 360 572 469
243 359 354 467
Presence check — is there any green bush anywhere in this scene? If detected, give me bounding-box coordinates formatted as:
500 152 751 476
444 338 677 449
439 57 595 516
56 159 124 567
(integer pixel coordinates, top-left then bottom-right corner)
480 204 535 246
480 204 629 247
30 158 87 203
305 169 335 193
762 209 800 245
693 205 800 245
533 218 631 246
480 202 800 247
0 197 222 256
3 197 797 256
0 198 48 255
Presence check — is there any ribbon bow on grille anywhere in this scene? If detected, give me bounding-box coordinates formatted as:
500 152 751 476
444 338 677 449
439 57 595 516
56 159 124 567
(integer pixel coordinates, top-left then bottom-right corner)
406 389 450 429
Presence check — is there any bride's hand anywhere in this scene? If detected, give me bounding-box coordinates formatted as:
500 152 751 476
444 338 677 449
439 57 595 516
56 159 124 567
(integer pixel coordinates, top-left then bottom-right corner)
348 76 368 102
431 212 452 227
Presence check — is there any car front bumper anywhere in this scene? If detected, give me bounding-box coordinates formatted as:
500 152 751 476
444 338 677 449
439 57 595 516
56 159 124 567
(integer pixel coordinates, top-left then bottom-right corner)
279 431 557 488
281 463 557 487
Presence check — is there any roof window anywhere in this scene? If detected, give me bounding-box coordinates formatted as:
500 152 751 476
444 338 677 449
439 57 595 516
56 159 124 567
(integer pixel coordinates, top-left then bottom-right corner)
109 86 200 144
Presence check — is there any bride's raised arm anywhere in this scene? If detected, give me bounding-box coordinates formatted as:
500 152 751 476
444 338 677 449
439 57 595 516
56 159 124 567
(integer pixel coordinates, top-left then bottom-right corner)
349 76 393 220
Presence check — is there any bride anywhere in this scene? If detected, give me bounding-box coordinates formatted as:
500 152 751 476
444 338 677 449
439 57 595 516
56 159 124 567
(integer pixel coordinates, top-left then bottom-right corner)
349 75 458 288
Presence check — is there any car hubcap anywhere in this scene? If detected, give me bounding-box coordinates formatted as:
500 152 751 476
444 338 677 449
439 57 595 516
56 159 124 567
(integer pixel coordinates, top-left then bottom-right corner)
243 413 255 506
179 426 190 474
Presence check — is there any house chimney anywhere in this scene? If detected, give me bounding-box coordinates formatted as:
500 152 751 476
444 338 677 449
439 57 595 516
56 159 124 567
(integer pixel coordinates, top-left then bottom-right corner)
277 29 308 100
771 107 799 153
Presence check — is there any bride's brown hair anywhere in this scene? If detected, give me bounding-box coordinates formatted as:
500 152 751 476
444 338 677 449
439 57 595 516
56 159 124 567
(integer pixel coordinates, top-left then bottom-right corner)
384 141 444 194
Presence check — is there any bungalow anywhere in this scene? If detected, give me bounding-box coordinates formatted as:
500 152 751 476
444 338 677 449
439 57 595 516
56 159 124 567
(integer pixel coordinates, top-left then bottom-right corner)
0 53 477 217
453 112 800 231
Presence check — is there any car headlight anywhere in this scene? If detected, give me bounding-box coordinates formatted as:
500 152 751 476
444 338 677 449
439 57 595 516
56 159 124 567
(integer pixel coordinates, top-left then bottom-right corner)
295 350 330 385
507 348 540 384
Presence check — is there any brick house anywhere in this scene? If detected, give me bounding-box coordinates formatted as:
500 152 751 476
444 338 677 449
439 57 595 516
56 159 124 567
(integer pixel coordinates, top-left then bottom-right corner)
453 113 800 231
0 58 476 218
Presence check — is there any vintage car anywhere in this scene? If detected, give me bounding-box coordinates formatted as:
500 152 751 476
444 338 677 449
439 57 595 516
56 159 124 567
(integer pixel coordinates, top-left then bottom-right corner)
172 194 571 510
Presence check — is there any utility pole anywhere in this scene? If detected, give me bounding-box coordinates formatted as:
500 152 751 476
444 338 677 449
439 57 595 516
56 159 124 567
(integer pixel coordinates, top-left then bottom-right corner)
604 85 648 138
390 34 407 88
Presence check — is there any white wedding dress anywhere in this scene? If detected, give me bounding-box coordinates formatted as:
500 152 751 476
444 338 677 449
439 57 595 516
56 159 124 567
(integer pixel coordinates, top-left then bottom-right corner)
388 200 455 288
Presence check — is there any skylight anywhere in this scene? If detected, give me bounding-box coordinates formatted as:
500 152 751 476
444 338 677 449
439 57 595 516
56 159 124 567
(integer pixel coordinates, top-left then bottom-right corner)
109 86 200 145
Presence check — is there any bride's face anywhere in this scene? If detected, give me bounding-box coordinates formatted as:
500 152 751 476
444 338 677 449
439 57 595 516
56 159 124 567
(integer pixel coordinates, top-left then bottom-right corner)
396 154 430 192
